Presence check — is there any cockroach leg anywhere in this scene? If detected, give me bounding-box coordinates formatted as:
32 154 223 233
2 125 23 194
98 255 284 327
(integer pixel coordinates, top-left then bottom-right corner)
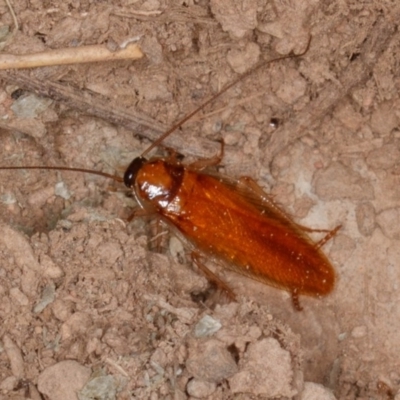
191 251 236 301
291 289 303 311
292 225 332 234
315 225 341 250
188 140 225 170
161 146 181 163
148 218 168 252
127 207 157 222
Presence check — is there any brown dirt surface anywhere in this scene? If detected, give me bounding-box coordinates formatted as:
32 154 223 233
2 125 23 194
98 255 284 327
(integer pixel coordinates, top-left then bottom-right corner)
0 1 400 399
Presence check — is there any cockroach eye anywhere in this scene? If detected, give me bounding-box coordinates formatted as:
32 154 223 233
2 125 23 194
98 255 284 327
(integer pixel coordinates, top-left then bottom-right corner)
124 157 147 188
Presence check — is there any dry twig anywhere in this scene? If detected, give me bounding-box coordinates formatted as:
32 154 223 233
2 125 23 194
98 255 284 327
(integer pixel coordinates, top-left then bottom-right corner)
0 43 143 69
0 13 396 168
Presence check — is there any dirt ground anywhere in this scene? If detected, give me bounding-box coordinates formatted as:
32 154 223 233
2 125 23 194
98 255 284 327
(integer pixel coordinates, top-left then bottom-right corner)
0 0 400 399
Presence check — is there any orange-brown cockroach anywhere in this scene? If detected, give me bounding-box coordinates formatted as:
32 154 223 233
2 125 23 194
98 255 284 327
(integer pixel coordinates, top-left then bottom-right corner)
0 40 339 310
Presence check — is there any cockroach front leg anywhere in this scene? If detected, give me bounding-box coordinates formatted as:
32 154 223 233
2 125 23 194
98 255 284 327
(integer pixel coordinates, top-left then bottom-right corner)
188 140 225 170
191 252 236 301
126 207 157 222
161 146 182 164
148 218 169 252
127 209 167 251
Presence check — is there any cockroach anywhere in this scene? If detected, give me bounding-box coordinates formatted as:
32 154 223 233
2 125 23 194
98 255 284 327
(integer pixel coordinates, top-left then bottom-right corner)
0 39 340 310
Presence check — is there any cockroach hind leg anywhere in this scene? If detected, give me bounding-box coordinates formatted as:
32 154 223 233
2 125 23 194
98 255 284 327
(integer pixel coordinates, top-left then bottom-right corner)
291 289 303 312
315 225 341 250
191 251 236 302
188 139 225 170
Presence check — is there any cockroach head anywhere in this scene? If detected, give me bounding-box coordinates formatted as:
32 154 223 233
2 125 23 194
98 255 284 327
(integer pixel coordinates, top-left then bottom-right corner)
124 157 147 188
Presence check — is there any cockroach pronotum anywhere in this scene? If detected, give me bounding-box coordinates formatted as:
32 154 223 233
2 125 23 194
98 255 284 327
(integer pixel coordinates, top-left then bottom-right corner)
0 39 340 311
